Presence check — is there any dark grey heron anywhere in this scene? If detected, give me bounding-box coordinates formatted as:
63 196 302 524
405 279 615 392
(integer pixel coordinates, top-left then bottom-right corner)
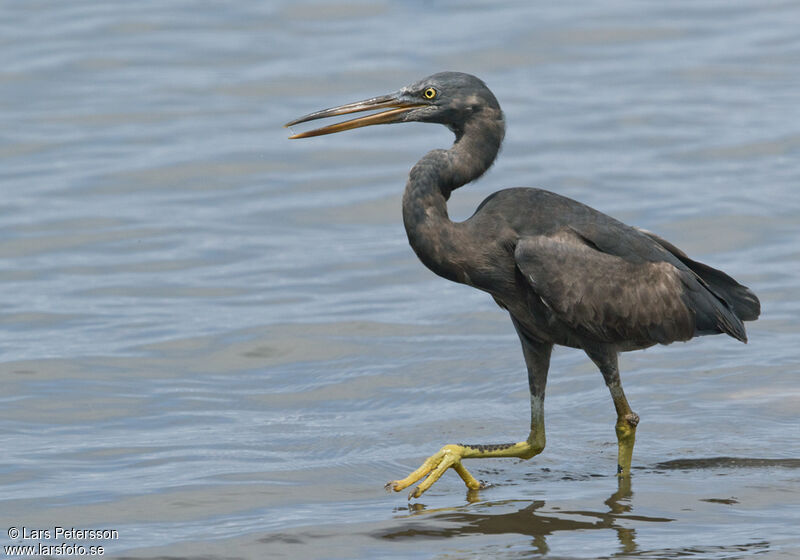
285 72 760 499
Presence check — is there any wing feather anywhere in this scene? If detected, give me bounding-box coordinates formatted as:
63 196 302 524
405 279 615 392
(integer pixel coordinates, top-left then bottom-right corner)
515 230 699 345
637 228 760 322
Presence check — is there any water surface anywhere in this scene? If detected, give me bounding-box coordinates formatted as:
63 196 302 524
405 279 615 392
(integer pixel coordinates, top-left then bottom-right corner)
1 1 798 559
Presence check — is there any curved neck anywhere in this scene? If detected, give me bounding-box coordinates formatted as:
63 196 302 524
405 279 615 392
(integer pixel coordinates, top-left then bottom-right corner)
402 109 504 282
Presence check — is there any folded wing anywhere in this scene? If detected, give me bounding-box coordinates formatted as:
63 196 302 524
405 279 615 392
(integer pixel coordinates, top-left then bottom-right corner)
514 228 748 346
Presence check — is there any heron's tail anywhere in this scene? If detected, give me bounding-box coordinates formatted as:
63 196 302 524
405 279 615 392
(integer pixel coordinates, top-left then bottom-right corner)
641 231 761 337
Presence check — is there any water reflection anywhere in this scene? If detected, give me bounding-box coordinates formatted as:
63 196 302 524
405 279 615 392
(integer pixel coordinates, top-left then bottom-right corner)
380 478 668 556
376 466 785 557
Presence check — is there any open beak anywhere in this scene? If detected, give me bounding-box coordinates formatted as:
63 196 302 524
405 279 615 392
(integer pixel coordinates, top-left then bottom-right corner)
284 92 425 139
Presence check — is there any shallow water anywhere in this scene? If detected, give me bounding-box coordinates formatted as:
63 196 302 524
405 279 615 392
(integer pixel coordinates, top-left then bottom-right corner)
1 1 799 559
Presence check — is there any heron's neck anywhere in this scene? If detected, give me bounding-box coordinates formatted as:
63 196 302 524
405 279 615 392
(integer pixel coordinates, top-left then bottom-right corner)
402 111 504 282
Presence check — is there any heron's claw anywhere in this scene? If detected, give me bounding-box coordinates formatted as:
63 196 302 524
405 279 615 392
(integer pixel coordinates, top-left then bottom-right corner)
386 444 481 500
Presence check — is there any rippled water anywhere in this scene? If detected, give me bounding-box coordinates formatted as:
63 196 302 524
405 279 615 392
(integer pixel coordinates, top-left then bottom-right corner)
1 2 799 559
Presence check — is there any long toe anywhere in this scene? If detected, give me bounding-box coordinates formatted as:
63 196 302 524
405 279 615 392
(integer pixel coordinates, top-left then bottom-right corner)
387 445 469 498
409 453 457 499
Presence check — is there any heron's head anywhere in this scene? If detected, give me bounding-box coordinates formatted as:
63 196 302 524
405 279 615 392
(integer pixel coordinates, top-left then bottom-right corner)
285 72 501 139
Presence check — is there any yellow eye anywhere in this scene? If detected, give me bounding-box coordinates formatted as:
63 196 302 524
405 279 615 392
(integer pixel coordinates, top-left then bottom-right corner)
423 87 437 100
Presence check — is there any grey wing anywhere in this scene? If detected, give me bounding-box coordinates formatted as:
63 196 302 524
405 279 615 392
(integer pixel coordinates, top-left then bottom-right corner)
636 228 760 322
514 229 743 346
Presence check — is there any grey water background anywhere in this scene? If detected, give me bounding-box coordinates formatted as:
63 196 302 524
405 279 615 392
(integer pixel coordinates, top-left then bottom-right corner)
1 1 799 558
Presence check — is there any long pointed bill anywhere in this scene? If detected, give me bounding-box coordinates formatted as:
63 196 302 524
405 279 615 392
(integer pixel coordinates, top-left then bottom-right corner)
285 93 425 139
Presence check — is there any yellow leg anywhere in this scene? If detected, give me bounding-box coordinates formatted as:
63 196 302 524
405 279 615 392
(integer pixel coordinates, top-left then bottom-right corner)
387 325 551 500
386 395 546 499
585 347 640 477
610 384 639 477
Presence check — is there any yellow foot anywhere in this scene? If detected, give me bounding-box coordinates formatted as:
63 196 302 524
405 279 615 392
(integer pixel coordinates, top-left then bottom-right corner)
385 444 483 499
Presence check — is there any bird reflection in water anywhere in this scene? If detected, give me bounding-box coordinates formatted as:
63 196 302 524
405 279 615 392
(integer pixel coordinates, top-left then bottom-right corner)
382 477 652 556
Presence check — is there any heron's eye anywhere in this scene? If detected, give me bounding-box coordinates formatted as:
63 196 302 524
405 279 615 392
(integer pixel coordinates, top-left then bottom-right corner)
423 87 437 100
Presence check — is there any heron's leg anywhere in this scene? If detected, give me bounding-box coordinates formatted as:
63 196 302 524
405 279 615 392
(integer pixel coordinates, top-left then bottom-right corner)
585 347 640 476
386 327 552 500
